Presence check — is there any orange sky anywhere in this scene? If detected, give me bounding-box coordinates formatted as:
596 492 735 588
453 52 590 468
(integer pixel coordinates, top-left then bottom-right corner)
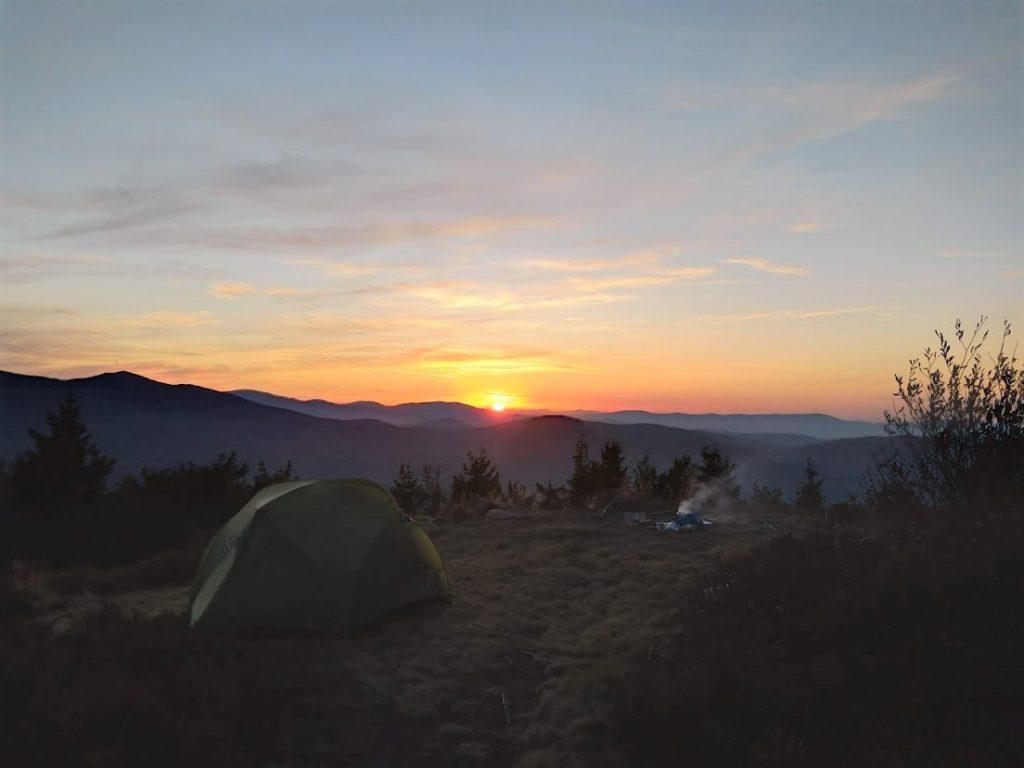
2 4 1021 420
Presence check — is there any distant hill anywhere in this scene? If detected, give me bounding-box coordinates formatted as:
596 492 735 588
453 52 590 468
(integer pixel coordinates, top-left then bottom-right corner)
540 409 884 441
738 436 901 502
231 389 519 428
232 388 882 440
1 370 891 500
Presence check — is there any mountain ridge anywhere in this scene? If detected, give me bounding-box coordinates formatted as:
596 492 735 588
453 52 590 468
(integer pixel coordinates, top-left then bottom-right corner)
231 386 882 439
1 370 891 499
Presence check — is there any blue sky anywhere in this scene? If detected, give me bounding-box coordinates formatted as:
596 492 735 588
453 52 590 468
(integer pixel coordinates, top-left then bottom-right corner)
2 1 1021 417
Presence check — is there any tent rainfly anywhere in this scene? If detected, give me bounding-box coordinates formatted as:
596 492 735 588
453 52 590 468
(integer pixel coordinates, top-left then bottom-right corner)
188 479 449 632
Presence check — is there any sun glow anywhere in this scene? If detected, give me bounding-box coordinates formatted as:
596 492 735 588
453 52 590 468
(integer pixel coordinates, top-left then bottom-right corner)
489 393 514 412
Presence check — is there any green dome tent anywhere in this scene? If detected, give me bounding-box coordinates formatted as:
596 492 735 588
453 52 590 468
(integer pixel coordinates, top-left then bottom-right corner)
188 479 449 632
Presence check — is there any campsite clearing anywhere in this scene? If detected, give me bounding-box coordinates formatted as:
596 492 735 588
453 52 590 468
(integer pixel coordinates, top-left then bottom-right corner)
29 508 808 766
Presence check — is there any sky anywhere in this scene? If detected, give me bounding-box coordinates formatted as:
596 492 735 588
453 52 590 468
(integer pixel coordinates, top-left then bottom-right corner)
1 1 1022 419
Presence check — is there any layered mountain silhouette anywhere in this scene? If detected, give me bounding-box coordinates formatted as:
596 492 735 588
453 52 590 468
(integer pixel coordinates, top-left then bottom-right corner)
232 388 883 440
543 409 883 440
2 370 894 500
231 389 519 428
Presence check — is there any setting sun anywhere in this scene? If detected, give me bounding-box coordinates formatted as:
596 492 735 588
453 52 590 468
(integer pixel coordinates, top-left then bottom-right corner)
489 394 514 412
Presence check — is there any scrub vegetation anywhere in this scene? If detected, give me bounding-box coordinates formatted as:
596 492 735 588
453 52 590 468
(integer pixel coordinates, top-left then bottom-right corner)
0 394 295 567
1 317 1021 766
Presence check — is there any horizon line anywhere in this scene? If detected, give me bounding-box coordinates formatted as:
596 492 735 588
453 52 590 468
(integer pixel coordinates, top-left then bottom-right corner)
0 367 883 424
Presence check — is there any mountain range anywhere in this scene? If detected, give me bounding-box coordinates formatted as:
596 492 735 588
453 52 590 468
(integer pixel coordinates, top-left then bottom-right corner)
232 389 884 440
2 370 895 501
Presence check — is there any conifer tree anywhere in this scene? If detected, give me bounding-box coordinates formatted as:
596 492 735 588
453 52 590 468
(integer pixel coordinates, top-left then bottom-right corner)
12 393 114 516
569 436 594 502
633 454 658 498
390 463 425 514
598 441 628 491
795 459 826 513
451 450 502 501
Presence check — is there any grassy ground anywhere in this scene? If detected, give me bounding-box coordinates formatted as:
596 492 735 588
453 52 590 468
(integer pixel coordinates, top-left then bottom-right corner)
3 507 805 766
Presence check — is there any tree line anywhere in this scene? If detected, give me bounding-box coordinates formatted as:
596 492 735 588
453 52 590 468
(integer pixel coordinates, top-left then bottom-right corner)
388 436 829 519
0 393 295 566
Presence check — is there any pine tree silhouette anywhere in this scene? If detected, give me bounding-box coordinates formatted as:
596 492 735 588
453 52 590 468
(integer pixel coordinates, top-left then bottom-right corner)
12 393 115 516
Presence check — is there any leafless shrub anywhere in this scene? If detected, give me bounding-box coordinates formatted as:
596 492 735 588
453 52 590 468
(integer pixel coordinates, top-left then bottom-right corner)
875 317 1023 515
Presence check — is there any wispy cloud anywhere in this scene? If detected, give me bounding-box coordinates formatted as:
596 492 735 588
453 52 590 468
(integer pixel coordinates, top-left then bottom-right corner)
523 246 678 273
140 215 562 254
412 347 595 377
934 248 1000 260
788 222 824 234
569 266 715 292
1 253 221 283
700 305 878 323
1 254 114 282
668 72 963 128
211 282 325 299
212 282 255 298
39 201 201 241
664 71 963 166
121 311 213 327
368 279 629 312
287 257 407 278
520 245 715 294
724 257 807 277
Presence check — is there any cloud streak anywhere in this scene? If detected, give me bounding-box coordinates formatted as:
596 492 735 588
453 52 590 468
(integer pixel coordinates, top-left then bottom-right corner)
699 306 879 323
0 253 222 283
211 282 326 299
411 347 595 377
724 257 807 277
664 71 964 168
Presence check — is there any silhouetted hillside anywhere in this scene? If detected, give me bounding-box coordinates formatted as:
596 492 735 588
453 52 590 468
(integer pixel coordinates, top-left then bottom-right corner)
2 371 888 499
555 410 884 440
740 436 904 500
231 389 520 427
232 388 882 440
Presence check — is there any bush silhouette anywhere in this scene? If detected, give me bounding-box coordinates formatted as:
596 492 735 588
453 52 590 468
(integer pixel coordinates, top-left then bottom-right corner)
533 480 567 510
116 452 251 529
251 460 295 492
654 455 697 504
749 480 785 511
612 514 1024 766
1 397 296 566
876 316 1024 515
450 450 502 503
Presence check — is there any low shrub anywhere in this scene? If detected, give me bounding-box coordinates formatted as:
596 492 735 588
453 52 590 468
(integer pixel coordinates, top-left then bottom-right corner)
0 564 37 625
46 545 202 595
1 609 293 767
611 512 1024 766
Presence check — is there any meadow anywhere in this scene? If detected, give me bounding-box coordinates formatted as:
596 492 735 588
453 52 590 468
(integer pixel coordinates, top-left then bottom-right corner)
3 505 807 766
